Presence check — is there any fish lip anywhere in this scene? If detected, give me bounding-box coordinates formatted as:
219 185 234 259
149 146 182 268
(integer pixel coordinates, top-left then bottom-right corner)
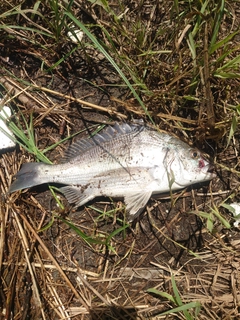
201 164 216 178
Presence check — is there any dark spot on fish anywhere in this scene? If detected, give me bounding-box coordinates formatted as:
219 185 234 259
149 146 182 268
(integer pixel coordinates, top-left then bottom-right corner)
80 183 90 193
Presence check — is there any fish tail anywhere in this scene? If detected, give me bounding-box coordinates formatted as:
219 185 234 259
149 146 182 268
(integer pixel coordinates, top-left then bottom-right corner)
9 162 48 193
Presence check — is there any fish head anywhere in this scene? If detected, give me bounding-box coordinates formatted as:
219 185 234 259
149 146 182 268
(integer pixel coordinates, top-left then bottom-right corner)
165 147 215 189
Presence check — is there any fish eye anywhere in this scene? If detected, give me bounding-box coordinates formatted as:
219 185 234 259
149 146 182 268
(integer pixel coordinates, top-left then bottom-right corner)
190 149 199 159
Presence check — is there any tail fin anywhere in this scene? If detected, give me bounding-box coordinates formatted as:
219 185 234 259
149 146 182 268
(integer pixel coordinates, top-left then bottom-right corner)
9 162 46 193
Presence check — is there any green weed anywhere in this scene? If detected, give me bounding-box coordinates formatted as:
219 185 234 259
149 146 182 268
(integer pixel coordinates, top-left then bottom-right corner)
57 215 129 254
192 202 231 233
147 273 201 319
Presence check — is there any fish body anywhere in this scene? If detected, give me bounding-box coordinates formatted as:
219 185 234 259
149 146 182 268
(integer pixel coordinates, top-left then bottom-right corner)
10 123 214 220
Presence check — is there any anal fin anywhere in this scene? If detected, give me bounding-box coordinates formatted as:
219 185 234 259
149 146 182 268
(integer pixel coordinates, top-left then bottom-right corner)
125 191 152 221
60 185 94 208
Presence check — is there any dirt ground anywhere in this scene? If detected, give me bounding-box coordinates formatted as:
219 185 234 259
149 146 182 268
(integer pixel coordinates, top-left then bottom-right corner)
1 1 240 319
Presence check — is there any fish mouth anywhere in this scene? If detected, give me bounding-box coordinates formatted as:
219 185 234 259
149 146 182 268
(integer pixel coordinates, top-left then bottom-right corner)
201 164 216 178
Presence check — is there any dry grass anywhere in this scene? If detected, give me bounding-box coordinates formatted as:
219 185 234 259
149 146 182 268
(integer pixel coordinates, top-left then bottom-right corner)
1 0 240 319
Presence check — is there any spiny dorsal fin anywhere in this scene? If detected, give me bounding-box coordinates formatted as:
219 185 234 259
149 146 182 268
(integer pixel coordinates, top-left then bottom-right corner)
61 123 143 163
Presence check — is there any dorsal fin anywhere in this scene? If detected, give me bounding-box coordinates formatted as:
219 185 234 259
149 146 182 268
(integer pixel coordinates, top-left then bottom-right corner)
61 123 143 163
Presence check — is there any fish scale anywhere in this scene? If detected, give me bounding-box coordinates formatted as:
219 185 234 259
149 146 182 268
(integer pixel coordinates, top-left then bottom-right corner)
9 123 215 221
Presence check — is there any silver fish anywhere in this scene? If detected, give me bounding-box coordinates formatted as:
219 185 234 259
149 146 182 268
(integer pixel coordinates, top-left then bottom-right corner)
9 123 214 220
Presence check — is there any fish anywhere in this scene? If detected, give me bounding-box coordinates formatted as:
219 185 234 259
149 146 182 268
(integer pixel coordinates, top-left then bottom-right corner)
9 123 215 221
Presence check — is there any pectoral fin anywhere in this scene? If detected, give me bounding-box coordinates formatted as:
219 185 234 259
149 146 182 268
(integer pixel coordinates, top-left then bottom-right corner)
124 190 152 221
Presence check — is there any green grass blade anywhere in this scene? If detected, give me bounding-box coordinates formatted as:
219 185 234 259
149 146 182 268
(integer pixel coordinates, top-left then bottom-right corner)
191 0 209 38
58 216 106 246
0 25 54 38
217 54 240 71
211 205 231 229
171 273 182 306
146 288 175 303
209 0 225 50
106 223 130 243
209 30 240 54
226 115 237 147
187 32 196 68
154 302 201 317
64 11 154 124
